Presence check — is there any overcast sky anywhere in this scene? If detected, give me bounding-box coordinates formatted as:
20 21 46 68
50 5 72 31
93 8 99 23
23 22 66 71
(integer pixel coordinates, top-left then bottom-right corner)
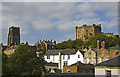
1 1 119 45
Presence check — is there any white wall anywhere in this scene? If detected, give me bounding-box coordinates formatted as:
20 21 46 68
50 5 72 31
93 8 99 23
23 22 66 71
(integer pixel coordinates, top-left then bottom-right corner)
44 50 84 70
95 68 120 77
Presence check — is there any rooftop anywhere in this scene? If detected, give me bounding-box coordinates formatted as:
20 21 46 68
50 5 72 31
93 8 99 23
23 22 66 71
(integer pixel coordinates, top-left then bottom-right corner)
96 56 120 67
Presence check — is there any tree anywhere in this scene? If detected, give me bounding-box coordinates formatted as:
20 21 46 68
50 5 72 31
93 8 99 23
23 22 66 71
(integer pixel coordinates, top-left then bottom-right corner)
4 44 45 76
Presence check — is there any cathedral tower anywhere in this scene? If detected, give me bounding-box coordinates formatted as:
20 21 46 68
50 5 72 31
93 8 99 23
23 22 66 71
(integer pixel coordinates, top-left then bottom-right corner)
8 26 20 46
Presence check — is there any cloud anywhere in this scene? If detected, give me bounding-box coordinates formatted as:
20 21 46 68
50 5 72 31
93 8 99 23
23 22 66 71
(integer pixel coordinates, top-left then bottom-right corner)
2 0 120 2
1 2 118 44
57 33 75 43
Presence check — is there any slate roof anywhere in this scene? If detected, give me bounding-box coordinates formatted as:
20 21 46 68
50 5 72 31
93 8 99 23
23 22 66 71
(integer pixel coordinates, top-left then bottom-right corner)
44 49 84 55
96 56 120 67
70 61 94 68
92 48 98 52
45 62 58 67
110 44 120 49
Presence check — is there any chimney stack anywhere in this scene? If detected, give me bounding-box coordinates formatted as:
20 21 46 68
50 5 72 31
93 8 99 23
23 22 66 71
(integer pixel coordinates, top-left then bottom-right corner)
54 40 56 45
101 41 105 48
89 45 92 50
82 45 84 50
39 40 41 43
97 40 101 50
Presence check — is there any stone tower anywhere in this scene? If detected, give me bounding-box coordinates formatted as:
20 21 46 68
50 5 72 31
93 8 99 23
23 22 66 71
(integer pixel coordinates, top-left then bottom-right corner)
76 24 101 41
8 26 20 46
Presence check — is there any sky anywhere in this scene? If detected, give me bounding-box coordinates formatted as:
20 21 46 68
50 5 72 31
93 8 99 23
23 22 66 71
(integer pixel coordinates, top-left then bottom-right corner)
1 1 119 45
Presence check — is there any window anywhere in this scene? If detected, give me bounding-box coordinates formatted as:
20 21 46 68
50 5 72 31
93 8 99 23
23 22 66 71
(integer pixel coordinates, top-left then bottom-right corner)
104 58 107 61
64 61 67 66
63 55 65 60
91 58 93 64
116 52 119 56
89 52 91 56
78 55 80 58
87 58 89 64
101 51 104 56
47 55 50 59
98 58 101 63
67 70 71 73
68 55 70 59
106 70 111 77
53 55 55 62
86 30 88 32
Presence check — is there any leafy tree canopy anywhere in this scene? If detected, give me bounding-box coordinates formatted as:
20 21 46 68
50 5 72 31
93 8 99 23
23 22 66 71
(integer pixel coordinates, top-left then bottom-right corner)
56 33 120 49
2 44 45 76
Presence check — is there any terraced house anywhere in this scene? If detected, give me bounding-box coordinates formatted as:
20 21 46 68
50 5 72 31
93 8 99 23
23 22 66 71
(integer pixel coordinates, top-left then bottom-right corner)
44 49 85 72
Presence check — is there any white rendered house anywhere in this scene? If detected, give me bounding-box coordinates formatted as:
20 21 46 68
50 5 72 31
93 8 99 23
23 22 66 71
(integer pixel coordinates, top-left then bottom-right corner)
95 56 120 77
44 49 85 71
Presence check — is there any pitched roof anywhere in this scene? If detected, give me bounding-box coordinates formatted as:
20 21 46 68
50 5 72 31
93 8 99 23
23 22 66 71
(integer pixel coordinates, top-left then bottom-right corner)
110 44 120 49
96 56 120 67
70 61 94 68
92 48 98 52
44 49 78 55
45 62 58 67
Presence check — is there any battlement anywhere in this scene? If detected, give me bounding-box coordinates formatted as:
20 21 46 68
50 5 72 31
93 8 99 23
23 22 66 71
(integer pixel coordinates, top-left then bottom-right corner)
76 24 101 41
76 24 101 28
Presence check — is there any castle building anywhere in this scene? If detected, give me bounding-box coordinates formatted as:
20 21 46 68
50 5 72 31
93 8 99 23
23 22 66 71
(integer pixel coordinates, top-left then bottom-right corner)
8 26 20 46
76 24 101 41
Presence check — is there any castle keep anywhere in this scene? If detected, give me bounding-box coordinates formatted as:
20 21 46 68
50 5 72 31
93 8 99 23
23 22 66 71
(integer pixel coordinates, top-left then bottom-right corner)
76 24 101 41
8 26 20 46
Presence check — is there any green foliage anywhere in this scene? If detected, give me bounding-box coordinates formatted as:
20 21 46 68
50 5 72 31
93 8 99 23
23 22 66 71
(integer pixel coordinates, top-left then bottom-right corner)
2 44 45 76
56 39 84 49
56 33 120 49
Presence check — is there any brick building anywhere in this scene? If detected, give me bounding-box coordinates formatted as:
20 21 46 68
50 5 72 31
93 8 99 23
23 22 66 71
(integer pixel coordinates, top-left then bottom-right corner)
63 61 94 73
